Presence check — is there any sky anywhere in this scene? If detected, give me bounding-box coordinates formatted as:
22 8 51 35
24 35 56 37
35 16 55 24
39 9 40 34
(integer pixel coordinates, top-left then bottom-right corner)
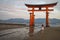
0 0 60 20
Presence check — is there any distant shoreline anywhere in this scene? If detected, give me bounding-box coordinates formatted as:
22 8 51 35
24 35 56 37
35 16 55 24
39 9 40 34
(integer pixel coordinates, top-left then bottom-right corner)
0 23 27 31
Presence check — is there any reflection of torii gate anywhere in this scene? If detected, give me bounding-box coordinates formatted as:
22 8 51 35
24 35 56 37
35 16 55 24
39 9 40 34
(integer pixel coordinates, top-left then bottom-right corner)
25 2 57 27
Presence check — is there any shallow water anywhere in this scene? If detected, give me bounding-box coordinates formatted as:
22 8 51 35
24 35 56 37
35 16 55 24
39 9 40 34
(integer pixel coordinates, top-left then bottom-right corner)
0 27 41 40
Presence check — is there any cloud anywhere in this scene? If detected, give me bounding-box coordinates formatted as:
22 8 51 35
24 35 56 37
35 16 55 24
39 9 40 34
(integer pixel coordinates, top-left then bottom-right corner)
0 0 60 20
0 10 29 20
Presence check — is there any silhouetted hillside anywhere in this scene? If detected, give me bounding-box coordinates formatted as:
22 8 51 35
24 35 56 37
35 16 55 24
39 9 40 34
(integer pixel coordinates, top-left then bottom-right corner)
0 18 26 24
0 18 60 24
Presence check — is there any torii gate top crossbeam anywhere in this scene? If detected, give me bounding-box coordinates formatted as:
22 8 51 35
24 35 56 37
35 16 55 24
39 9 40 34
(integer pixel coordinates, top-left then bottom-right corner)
25 2 57 8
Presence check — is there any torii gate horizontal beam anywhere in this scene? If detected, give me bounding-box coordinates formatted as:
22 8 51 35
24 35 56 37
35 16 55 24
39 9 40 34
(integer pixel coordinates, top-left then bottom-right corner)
28 9 53 11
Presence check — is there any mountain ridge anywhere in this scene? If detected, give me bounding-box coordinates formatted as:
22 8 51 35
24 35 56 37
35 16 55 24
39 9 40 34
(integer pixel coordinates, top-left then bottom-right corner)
0 18 60 24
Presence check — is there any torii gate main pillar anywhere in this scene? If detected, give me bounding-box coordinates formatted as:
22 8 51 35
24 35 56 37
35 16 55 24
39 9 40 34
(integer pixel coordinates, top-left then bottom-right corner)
29 7 35 33
30 7 35 26
46 6 49 27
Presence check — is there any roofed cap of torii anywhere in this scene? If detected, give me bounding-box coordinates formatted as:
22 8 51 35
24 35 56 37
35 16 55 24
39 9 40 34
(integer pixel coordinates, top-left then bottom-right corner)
25 2 58 7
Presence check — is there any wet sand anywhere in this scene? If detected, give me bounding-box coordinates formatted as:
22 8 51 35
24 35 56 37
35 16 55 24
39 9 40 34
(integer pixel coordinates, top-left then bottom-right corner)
0 27 40 40
25 27 60 40
0 26 60 40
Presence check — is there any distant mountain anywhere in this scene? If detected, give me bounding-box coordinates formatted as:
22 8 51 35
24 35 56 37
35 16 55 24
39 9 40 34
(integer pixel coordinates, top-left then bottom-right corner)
0 18 26 24
0 18 60 24
35 18 45 24
35 18 60 24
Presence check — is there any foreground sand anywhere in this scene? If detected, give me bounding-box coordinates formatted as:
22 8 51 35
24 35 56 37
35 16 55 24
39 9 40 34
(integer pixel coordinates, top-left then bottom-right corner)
0 26 60 40
25 27 60 40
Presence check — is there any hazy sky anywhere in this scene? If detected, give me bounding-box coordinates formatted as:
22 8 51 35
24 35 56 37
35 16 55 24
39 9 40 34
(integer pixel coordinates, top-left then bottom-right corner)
0 0 60 20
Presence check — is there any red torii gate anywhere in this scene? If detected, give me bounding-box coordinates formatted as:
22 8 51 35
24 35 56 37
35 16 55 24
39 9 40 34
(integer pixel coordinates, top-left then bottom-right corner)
25 2 57 33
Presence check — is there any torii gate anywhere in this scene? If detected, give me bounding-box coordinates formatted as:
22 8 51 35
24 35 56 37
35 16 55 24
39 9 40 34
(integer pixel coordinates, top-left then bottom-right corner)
25 2 57 33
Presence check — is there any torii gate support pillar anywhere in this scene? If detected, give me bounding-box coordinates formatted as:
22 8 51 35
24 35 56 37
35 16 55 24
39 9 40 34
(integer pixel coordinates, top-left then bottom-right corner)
29 7 35 33
46 6 49 27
